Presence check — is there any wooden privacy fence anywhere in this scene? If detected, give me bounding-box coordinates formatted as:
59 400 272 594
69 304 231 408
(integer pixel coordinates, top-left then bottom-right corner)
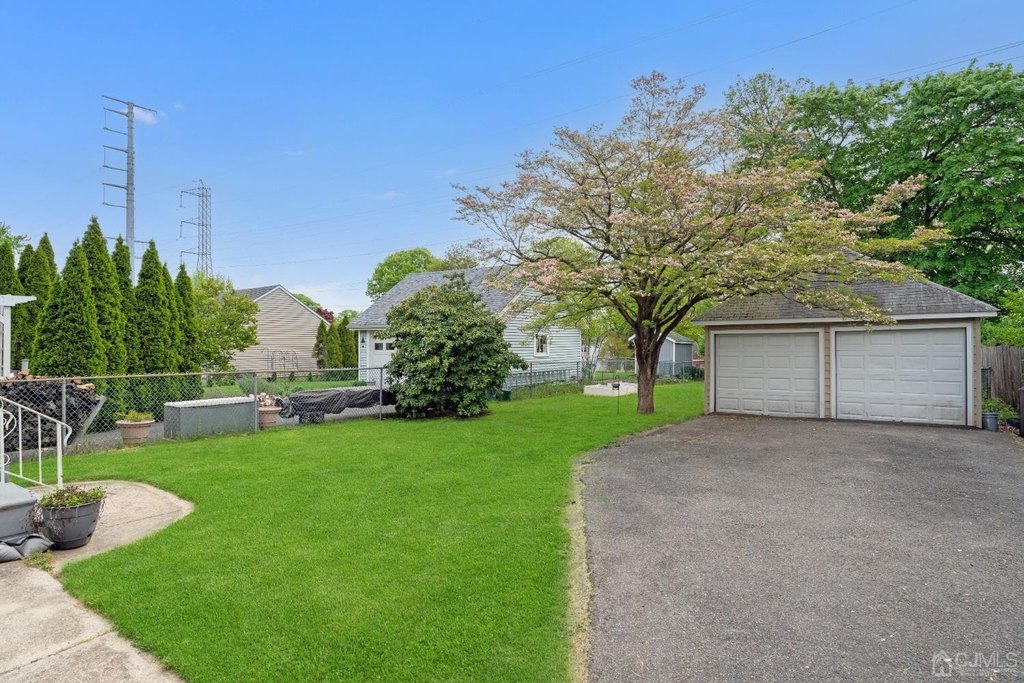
981 346 1024 408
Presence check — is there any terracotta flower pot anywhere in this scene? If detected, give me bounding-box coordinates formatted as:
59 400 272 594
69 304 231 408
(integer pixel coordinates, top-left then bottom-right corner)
116 419 155 446
258 405 281 430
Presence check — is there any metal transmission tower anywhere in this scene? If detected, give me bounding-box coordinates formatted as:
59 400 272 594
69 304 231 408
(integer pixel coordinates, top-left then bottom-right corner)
101 95 156 280
180 181 213 275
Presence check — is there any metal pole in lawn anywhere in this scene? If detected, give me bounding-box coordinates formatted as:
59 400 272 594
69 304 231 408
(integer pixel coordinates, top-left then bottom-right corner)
378 368 384 420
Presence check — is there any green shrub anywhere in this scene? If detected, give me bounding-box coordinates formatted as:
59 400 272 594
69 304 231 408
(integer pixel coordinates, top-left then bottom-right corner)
983 397 1017 421
120 410 154 422
38 485 104 508
385 274 527 418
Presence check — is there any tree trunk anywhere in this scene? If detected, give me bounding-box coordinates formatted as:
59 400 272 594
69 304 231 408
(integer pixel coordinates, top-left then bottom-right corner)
635 330 661 414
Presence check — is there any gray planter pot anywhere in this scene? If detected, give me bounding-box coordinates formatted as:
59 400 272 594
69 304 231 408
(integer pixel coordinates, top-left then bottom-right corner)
982 412 999 432
37 500 102 550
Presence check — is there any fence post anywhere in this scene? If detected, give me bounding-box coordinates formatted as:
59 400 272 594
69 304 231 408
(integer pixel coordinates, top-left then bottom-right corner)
252 373 259 433
60 378 67 426
529 363 534 398
55 423 63 489
378 368 384 420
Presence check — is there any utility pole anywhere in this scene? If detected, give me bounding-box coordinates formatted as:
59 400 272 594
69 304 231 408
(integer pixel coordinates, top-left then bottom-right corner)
180 180 212 275
102 96 156 280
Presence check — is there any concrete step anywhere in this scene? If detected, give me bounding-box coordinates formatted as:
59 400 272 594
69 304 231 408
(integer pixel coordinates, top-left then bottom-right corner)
0 482 38 542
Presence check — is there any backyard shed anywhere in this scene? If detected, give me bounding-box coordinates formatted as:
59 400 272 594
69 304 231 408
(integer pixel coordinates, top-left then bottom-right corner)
695 279 997 427
232 285 330 372
628 331 694 376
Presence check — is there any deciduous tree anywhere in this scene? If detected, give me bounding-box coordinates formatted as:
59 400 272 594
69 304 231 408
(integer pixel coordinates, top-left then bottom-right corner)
366 247 441 300
457 72 928 413
192 273 259 371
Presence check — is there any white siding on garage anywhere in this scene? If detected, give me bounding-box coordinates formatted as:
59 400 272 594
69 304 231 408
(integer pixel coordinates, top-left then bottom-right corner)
715 332 820 417
231 288 324 372
834 328 967 425
502 308 582 376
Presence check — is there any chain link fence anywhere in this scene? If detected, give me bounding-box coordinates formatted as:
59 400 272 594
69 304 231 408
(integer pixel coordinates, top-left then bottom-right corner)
594 358 699 381
0 368 392 454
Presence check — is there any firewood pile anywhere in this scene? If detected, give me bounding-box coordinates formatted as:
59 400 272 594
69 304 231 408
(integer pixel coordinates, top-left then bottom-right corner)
0 378 105 449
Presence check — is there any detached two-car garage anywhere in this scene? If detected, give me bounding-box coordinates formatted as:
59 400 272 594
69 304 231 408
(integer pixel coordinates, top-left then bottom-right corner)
697 281 997 428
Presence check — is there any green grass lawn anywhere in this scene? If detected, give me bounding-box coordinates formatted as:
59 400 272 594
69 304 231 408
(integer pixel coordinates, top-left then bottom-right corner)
55 383 704 682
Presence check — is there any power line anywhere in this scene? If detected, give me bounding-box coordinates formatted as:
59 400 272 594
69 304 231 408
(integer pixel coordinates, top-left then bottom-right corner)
856 38 1024 83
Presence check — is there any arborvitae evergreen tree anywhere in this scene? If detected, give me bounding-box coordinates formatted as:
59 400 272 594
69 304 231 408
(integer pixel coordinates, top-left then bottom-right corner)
162 263 184 371
13 244 33 364
32 243 103 376
16 244 33 289
339 315 358 367
0 243 29 366
35 233 58 283
175 264 201 371
134 242 173 373
324 322 344 368
112 236 139 373
21 240 56 369
314 321 328 368
81 217 128 374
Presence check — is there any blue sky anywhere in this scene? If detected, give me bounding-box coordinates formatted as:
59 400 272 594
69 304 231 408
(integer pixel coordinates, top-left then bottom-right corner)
1 1 1021 312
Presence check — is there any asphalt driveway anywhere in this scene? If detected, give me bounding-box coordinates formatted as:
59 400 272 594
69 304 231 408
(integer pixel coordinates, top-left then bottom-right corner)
582 415 1024 681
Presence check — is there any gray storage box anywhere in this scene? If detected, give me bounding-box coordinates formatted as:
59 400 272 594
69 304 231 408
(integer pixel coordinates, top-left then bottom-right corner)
164 396 257 439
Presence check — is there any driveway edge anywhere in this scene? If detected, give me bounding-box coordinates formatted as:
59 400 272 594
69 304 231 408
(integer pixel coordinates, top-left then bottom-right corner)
566 456 593 683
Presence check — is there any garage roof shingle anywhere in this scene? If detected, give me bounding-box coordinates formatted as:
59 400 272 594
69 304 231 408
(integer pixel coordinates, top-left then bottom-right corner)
695 279 997 324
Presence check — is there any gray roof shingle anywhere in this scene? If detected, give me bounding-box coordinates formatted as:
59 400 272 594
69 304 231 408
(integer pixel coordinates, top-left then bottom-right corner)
236 284 280 301
695 279 997 324
348 267 520 329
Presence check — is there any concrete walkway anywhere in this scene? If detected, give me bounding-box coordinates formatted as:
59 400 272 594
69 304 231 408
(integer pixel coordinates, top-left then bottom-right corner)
0 481 192 682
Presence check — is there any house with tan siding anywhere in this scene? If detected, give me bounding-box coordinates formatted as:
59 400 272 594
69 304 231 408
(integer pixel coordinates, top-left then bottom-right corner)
232 285 330 372
348 267 582 385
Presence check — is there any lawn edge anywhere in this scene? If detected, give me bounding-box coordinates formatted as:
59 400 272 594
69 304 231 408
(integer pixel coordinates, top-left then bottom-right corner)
566 455 592 683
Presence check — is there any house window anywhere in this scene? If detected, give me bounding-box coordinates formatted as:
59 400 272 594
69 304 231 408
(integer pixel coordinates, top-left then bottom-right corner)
373 342 384 351
385 342 396 351
534 332 549 357
374 340 397 351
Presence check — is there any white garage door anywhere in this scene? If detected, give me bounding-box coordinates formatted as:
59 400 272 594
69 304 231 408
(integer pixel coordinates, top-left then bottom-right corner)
834 328 967 425
715 333 820 417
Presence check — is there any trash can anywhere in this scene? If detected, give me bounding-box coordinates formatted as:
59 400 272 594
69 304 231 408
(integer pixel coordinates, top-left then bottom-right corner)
982 412 999 431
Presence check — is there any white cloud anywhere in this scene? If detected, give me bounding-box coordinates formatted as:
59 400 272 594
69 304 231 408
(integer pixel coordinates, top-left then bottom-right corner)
134 108 160 125
442 168 457 176
173 102 186 111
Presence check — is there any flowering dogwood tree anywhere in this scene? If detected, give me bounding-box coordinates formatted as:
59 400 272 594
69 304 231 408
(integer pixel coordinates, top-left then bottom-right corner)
456 73 940 414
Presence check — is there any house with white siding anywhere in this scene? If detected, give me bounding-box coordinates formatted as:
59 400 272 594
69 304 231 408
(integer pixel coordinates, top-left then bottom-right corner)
232 284 330 372
348 267 582 384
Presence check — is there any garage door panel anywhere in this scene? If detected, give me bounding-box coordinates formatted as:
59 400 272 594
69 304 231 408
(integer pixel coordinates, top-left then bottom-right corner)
716 333 820 418
835 328 967 426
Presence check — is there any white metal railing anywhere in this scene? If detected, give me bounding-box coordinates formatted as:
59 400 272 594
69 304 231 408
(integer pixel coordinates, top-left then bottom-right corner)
0 396 71 489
